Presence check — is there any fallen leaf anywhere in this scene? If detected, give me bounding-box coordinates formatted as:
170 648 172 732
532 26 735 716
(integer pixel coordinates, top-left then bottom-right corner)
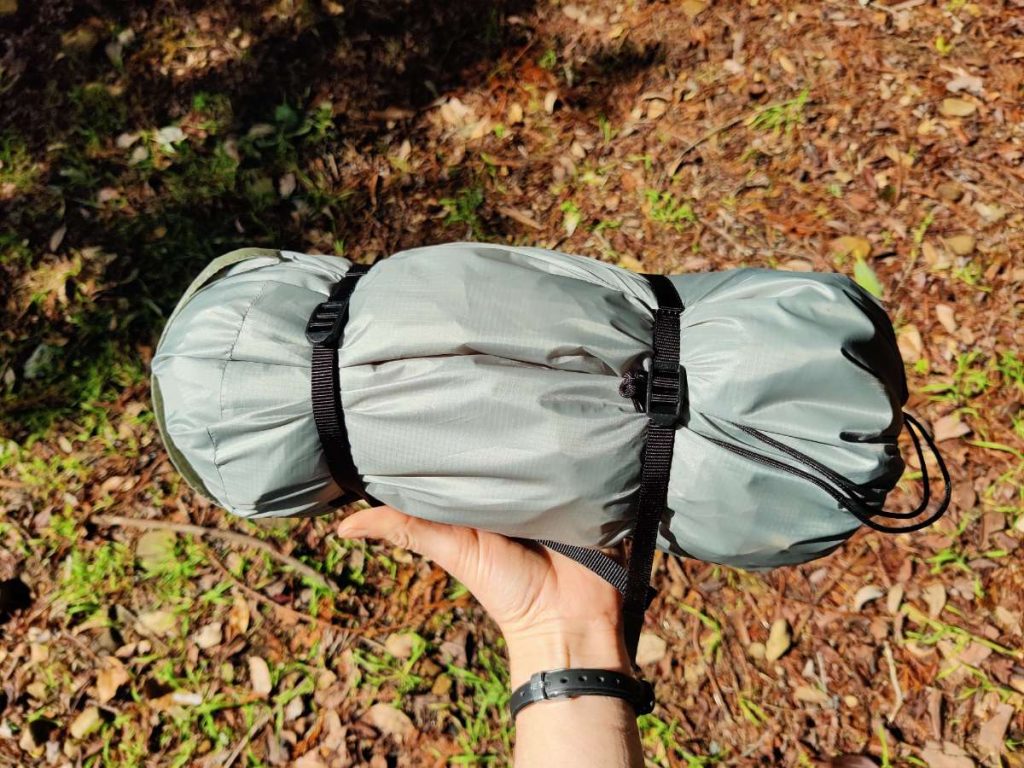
976 703 1013 758
278 173 296 198
439 97 475 128
933 415 970 443
635 632 667 666
69 707 101 739
135 530 178 573
886 584 904 615
993 606 1021 635
136 610 176 637
945 234 975 256
944 68 983 96
617 255 644 272
935 304 957 333
852 585 885 611
939 98 976 117
923 583 947 617
765 619 791 662
747 642 766 660
362 703 415 742
680 0 707 19
385 632 416 660
974 202 1006 223
96 659 130 704
897 325 923 360
248 656 273 698
496 205 543 230
646 99 668 120
919 740 976 768
228 593 250 635
192 621 223 650
831 236 872 261
793 685 829 704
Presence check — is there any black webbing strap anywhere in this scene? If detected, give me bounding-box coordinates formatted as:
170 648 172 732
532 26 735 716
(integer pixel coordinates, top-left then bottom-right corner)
541 273 684 664
307 263 379 507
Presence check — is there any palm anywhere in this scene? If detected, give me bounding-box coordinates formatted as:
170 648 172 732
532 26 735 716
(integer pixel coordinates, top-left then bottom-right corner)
457 529 623 635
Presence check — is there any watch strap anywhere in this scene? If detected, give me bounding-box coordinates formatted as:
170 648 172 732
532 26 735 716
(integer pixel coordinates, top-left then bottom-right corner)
509 668 655 720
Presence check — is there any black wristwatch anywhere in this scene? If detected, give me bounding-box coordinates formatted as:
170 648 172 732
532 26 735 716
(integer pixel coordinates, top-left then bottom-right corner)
509 668 655 720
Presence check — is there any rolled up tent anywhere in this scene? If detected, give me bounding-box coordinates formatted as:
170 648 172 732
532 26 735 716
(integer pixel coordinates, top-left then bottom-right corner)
152 242 945 572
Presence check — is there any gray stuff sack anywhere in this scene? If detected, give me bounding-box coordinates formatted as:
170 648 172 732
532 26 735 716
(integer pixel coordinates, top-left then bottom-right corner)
152 242 930 571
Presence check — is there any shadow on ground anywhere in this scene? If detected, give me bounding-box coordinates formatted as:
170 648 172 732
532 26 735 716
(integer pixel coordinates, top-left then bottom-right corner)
0 0 534 436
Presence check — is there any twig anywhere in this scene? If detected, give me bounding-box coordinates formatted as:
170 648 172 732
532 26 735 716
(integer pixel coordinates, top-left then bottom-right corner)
223 710 273 768
667 94 814 176
92 514 330 590
667 113 749 176
204 544 388 652
883 642 903 722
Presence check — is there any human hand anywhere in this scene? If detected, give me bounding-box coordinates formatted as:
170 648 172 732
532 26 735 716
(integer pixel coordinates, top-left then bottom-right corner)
336 506 631 687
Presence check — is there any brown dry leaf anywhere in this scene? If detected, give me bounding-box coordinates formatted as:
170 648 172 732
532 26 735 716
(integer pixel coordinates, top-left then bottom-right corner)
945 234 975 256
635 632 667 666
923 583 947 617
385 632 416 660
96 658 130 704
618 255 644 272
136 609 176 637
793 685 829 705
935 304 957 333
680 0 707 19
852 585 885 612
362 703 415 742
830 236 871 261
940 98 976 117
192 621 223 650
135 530 178 573
976 703 1013 759
974 202 1006 223
886 584 904 615
944 68 983 96
228 593 250 635
919 741 976 768
897 325 923 360
932 415 970 443
765 619 791 662
69 707 101 739
646 99 668 120
248 656 273 698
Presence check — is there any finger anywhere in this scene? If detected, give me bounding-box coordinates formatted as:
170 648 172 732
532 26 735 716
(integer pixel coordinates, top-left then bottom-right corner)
337 506 482 586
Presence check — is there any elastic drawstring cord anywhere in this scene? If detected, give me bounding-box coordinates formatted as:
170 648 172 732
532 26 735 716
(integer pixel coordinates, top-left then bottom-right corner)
704 412 950 534
617 366 951 535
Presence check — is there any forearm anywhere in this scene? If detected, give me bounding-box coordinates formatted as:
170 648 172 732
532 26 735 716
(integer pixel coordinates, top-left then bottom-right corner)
507 626 645 768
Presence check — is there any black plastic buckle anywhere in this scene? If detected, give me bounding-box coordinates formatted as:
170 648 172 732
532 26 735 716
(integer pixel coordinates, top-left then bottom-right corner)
305 271 365 347
645 358 686 427
305 298 349 346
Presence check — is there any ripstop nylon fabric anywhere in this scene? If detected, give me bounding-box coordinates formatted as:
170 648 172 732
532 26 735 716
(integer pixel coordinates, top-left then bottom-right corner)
152 242 908 570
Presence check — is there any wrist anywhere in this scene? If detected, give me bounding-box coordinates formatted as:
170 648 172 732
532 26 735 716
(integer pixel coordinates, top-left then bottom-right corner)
505 621 632 689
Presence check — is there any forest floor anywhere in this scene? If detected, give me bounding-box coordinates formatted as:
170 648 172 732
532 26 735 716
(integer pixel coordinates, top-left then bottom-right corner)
1 0 1023 766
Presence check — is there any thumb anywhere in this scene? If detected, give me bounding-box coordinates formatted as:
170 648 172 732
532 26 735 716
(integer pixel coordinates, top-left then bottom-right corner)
337 506 482 585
